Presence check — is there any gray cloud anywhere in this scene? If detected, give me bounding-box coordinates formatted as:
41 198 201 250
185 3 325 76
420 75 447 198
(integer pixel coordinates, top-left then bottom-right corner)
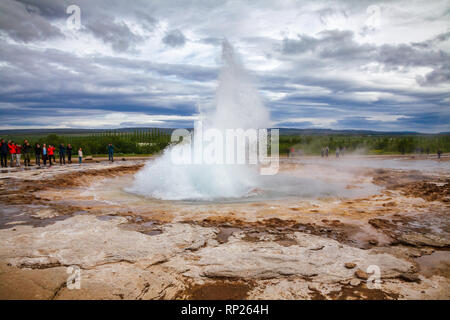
412 31 450 49
281 29 450 85
15 0 67 19
85 18 142 52
0 0 449 132
0 0 64 42
416 64 450 85
162 29 186 47
200 37 223 46
6 0 156 52
134 11 158 31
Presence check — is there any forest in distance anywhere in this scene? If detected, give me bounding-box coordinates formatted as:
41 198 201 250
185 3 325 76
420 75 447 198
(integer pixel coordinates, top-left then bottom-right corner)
0 128 448 157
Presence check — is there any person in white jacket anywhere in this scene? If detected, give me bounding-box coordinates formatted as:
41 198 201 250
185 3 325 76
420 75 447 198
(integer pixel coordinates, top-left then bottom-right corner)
78 148 83 165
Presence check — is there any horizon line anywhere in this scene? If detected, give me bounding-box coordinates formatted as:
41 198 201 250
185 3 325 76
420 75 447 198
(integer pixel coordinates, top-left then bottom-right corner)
0 127 448 135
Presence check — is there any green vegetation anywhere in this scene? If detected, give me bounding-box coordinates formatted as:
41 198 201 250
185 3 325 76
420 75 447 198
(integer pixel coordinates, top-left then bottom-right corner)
1 129 171 156
2 129 449 157
280 134 450 156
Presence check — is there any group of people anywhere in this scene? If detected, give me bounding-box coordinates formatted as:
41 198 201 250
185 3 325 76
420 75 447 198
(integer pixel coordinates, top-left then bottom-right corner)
0 139 93 168
320 146 346 158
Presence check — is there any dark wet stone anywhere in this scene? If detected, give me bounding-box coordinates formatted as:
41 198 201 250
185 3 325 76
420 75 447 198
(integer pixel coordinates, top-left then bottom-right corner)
399 273 421 283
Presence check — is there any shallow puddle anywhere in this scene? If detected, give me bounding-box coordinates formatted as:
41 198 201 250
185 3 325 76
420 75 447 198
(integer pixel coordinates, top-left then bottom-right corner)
415 251 450 278
0 205 75 229
216 227 241 243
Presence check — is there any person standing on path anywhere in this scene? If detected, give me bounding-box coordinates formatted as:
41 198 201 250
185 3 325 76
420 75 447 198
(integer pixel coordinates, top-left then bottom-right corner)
42 144 48 166
48 145 55 166
8 141 16 167
59 143 66 165
22 140 32 167
67 144 73 164
0 139 8 168
15 143 21 167
107 143 114 162
34 143 42 167
78 148 83 165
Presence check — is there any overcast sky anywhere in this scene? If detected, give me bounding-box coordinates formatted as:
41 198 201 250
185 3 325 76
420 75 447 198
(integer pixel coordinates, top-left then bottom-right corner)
0 0 449 132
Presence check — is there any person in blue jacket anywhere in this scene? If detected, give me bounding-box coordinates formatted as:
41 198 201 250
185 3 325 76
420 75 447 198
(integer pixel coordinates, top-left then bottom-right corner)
107 143 114 162
0 139 8 168
59 143 66 165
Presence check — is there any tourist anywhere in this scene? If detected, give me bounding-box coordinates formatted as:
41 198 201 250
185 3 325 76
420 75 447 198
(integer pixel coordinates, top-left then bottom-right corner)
437 150 442 159
51 145 56 164
321 147 324 158
78 148 83 165
0 139 8 168
34 143 42 167
22 140 32 167
48 145 55 166
107 143 114 162
59 143 66 165
325 146 329 157
8 140 16 167
42 144 48 166
336 148 340 158
52 146 56 163
15 143 22 167
67 144 73 164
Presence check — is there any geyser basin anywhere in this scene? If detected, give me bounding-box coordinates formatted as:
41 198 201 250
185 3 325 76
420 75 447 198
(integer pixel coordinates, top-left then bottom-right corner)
122 156 447 203
119 158 380 203
130 175 376 203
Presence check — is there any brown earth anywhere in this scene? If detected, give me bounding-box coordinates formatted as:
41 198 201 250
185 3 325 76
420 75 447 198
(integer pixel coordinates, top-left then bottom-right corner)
0 158 449 300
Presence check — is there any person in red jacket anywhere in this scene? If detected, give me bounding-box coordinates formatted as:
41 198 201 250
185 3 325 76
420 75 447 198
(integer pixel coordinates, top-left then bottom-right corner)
48 145 55 166
15 143 21 167
8 140 16 167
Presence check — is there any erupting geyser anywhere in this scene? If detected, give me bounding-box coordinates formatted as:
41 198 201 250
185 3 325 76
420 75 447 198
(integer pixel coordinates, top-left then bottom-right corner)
128 41 271 200
128 41 370 202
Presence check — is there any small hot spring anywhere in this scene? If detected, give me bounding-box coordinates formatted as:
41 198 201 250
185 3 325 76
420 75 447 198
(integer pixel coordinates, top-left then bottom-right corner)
120 159 380 204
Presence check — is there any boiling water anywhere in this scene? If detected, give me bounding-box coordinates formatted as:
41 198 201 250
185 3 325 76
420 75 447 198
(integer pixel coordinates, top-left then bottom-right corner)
128 41 273 200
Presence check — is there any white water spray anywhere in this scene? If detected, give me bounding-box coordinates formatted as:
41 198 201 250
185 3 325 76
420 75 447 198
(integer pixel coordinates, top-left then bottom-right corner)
128 41 272 200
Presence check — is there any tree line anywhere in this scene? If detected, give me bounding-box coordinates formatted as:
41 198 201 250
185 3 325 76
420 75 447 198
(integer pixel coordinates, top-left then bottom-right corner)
2 130 449 156
1 129 172 156
279 134 450 155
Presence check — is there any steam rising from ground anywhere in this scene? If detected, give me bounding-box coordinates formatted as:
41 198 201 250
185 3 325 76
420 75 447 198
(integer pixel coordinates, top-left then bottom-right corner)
128 41 271 200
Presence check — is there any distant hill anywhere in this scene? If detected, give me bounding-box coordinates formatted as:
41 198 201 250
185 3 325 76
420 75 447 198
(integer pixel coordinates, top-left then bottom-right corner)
0 127 175 136
0 127 448 136
276 128 435 136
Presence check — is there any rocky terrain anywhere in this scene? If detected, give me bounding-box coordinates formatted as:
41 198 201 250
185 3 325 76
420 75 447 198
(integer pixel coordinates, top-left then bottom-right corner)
0 157 448 300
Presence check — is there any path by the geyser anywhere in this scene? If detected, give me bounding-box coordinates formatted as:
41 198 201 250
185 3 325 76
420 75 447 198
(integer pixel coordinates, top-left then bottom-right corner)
0 158 448 299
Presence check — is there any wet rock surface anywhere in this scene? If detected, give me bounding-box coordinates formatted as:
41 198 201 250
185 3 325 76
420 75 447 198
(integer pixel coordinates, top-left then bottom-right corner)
0 159 449 299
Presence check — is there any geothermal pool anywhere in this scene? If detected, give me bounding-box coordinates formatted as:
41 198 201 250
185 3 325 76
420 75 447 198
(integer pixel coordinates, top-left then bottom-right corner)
85 157 447 205
97 161 378 204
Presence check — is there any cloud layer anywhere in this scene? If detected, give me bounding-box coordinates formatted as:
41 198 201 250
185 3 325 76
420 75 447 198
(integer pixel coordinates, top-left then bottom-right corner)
0 0 449 132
